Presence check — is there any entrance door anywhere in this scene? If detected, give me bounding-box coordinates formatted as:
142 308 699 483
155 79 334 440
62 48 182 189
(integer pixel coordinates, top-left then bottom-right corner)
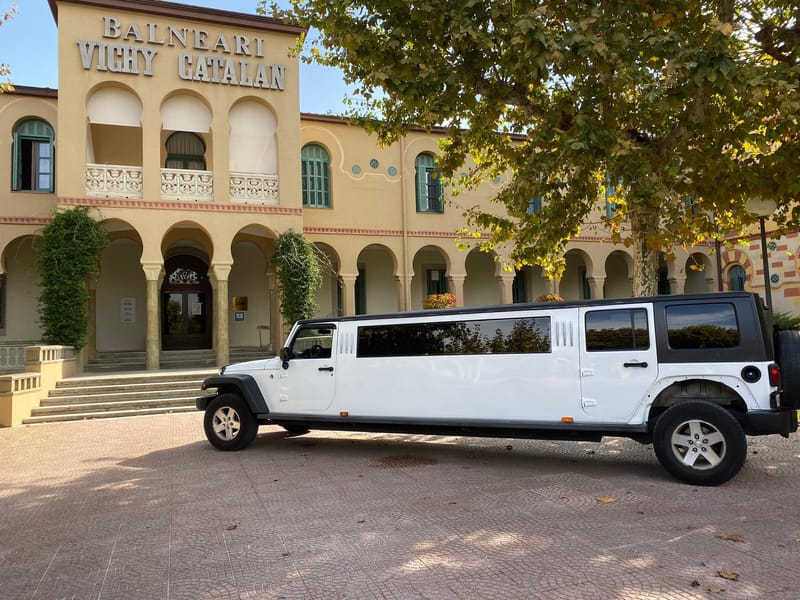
162 256 212 350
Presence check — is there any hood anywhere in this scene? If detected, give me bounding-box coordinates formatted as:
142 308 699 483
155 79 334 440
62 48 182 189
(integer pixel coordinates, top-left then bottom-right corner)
222 356 282 373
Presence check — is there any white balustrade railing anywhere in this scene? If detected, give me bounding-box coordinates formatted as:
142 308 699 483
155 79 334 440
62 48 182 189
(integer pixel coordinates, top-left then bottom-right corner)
161 168 214 201
0 346 27 372
230 173 279 205
86 164 143 198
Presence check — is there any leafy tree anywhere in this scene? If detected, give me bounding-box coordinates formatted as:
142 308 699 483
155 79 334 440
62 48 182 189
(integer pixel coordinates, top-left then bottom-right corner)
271 230 322 324
0 3 17 92
37 208 108 350
265 0 800 296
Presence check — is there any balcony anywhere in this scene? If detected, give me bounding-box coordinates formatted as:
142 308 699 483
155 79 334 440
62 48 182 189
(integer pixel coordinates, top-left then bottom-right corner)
86 164 143 199
161 168 213 202
230 173 279 205
85 167 279 204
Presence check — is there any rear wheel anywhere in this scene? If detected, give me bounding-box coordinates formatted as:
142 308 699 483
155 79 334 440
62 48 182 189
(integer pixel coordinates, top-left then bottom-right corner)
653 401 746 486
204 393 258 451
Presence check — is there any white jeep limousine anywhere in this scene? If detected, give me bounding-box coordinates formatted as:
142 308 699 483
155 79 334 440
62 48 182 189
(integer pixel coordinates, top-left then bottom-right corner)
197 292 799 485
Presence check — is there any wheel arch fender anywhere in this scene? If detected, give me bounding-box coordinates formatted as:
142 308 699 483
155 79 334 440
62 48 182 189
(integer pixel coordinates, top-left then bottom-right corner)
199 374 269 414
644 377 747 429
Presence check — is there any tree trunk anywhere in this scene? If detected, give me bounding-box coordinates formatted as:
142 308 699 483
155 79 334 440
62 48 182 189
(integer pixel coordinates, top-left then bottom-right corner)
630 211 660 297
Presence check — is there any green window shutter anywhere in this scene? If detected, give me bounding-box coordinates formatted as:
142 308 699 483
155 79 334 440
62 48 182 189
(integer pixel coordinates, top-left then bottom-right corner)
13 119 55 192
415 153 440 212
301 144 331 208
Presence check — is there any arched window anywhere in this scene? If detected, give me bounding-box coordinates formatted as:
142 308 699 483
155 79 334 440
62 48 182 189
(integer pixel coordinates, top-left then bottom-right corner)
165 132 206 170
728 265 746 291
13 119 54 192
415 153 442 213
301 144 331 208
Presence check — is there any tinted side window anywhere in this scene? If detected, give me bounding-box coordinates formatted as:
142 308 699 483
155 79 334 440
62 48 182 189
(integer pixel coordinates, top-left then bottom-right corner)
357 317 551 357
585 309 649 351
666 303 739 349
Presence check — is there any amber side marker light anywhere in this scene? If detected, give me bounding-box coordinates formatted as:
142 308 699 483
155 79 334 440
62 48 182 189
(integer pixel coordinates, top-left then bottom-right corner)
561 417 574 424
340 411 349 417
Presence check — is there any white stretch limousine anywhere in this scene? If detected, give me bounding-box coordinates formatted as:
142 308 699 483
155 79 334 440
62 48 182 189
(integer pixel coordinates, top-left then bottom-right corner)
197 292 800 485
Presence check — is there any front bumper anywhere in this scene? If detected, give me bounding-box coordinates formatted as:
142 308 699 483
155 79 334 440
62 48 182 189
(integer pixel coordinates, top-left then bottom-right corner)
196 394 217 411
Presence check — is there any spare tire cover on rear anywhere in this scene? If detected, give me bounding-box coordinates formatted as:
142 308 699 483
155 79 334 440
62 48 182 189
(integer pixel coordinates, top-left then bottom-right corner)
775 329 800 409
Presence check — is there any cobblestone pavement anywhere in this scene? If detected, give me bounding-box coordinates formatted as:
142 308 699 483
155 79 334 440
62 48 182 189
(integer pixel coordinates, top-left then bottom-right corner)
0 414 799 599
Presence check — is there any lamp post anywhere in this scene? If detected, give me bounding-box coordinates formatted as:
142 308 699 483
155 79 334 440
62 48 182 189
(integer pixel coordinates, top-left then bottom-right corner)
746 198 777 311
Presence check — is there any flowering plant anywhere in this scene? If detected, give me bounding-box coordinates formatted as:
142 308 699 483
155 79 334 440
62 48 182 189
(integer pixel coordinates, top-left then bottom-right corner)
535 293 564 303
424 293 456 309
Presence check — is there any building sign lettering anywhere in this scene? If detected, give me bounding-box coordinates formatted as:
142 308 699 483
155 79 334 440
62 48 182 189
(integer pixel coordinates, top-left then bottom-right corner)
76 16 286 90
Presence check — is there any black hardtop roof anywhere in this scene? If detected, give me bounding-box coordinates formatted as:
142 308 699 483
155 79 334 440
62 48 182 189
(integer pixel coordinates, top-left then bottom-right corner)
296 292 762 327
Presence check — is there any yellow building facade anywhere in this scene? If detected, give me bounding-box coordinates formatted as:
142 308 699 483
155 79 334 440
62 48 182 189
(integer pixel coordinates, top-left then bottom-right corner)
0 0 796 371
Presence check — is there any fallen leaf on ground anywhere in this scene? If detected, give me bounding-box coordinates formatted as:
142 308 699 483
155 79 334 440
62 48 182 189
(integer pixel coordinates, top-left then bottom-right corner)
690 579 700 587
596 497 617 504
707 586 725 593
226 524 237 531
718 570 739 581
718 533 745 543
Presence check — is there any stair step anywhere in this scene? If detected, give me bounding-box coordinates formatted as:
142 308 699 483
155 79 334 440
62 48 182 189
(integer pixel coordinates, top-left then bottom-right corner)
23 405 197 424
50 380 204 395
40 388 201 406
31 396 197 415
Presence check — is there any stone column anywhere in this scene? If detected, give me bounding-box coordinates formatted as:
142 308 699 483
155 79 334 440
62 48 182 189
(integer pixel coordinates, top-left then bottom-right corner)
141 106 162 201
267 271 283 352
142 263 163 370
86 271 99 365
212 263 232 367
394 275 406 312
668 277 687 295
447 274 466 307
587 276 606 300
339 274 358 316
497 274 515 305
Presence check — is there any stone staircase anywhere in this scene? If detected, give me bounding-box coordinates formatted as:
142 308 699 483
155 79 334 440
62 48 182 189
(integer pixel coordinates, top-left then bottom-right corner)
22 370 216 424
22 348 275 425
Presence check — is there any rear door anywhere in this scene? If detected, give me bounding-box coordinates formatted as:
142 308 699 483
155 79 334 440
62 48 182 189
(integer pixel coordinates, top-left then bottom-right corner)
278 324 337 411
578 304 658 422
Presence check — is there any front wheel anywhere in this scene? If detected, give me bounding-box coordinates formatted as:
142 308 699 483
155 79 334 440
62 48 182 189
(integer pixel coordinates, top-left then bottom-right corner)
653 401 747 486
204 393 258 451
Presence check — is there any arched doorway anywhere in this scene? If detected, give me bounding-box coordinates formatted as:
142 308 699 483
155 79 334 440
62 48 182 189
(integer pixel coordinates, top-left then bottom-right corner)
161 255 212 350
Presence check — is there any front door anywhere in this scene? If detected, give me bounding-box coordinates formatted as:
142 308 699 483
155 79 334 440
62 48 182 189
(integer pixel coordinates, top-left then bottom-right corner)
162 256 212 350
278 324 337 412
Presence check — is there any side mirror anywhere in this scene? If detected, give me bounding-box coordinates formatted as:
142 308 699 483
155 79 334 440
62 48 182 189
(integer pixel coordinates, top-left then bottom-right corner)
279 347 291 369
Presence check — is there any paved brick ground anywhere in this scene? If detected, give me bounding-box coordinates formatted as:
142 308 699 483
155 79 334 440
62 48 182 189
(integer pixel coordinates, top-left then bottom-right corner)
0 413 799 599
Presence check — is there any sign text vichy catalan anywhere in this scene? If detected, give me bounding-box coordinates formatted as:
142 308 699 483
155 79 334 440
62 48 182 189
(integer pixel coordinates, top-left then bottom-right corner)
76 17 286 91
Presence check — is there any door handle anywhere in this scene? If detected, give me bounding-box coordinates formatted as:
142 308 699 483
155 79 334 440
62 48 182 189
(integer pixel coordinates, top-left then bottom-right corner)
318 366 334 372
623 361 648 368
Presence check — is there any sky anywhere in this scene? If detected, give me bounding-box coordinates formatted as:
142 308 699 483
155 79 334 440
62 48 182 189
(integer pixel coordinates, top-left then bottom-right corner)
0 0 353 115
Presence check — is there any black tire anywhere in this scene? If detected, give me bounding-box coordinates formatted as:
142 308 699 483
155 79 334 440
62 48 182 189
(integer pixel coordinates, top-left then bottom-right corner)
203 393 258 451
653 401 747 486
775 330 800 409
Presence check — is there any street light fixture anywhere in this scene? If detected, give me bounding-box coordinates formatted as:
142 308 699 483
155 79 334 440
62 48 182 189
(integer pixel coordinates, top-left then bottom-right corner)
746 197 777 311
